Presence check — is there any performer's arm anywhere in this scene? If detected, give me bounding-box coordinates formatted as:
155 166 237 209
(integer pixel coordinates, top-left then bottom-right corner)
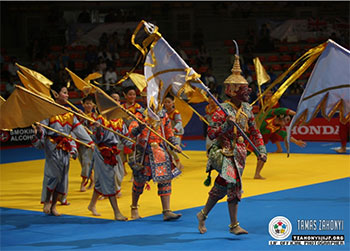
173 112 184 136
248 113 267 161
71 115 94 146
207 108 233 140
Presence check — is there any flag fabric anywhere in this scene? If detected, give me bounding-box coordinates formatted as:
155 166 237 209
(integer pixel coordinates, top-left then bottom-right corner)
66 68 94 95
16 66 53 100
94 86 128 120
253 57 270 86
255 42 327 127
174 96 194 128
84 72 103 83
0 96 5 105
144 34 208 120
129 73 147 92
287 40 350 151
0 86 68 130
16 63 53 87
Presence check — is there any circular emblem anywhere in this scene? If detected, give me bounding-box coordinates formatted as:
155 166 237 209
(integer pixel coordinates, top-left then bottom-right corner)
0 131 10 142
268 216 292 240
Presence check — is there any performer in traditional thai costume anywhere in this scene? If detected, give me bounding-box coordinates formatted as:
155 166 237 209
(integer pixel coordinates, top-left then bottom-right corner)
109 116 134 197
87 114 129 221
204 92 219 152
122 86 143 129
252 107 306 179
33 82 94 216
128 108 183 221
164 94 184 146
196 54 267 235
163 94 185 170
78 95 98 191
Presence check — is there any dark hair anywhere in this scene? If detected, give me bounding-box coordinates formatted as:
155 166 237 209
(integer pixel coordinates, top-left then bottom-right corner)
82 95 95 103
123 86 136 95
50 79 68 99
165 93 174 100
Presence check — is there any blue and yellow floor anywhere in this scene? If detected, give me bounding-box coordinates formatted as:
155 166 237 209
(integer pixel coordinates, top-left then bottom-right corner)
1 140 349 250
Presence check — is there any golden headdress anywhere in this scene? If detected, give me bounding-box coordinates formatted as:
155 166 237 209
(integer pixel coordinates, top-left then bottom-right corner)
224 40 248 85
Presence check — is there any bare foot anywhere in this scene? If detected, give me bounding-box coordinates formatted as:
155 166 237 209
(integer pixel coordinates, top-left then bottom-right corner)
80 184 86 192
50 206 61 216
196 211 207 234
163 210 182 221
43 202 51 214
254 174 266 180
87 180 94 190
131 208 141 219
88 205 101 216
335 148 346 153
230 224 248 235
115 213 128 221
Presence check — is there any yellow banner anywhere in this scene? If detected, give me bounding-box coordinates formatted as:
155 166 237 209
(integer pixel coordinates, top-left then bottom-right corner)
129 73 147 92
66 68 94 95
0 86 67 129
256 42 327 126
17 70 53 101
174 96 193 128
253 57 270 86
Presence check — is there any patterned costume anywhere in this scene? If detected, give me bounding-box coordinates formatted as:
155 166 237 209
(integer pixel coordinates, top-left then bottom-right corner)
258 108 292 144
129 110 181 197
33 112 93 198
91 116 132 197
207 101 266 202
77 112 98 183
109 118 133 193
166 108 184 145
122 102 143 128
205 103 218 151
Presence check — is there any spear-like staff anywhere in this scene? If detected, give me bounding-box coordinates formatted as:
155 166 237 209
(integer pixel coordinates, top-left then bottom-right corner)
35 122 92 148
93 81 190 159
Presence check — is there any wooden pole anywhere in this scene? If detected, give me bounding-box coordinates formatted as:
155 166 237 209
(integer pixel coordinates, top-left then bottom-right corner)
93 82 190 159
36 122 92 148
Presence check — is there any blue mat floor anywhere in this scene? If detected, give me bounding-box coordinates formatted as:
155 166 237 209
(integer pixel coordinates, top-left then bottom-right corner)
1 178 349 250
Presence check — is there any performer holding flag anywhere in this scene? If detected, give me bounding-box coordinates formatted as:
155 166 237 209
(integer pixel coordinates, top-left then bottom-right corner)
196 50 267 235
32 80 94 216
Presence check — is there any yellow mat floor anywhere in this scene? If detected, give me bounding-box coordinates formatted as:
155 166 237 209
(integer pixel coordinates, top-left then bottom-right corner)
0 151 349 220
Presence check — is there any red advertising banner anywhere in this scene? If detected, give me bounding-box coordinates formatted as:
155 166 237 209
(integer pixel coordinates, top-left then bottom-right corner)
289 118 341 141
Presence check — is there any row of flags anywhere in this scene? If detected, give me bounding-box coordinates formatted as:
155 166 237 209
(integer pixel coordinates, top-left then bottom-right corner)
1 20 349 155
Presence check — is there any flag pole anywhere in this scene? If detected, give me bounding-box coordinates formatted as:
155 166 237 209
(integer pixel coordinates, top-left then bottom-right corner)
93 81 190 159
36 122 92 148
186 102 209 126
16 85 135 144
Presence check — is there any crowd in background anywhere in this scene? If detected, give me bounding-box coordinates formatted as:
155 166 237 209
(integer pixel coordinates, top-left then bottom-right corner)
1 2 349 103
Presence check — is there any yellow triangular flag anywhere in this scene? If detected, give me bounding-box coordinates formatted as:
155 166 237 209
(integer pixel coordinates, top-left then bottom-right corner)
0 86 68 129
253 57 270 86
174 96 193 128
94 87 128 120
66 68 95 95
129 73 147 92
16 63 53 87
17 70 53 101
84 72 103 83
